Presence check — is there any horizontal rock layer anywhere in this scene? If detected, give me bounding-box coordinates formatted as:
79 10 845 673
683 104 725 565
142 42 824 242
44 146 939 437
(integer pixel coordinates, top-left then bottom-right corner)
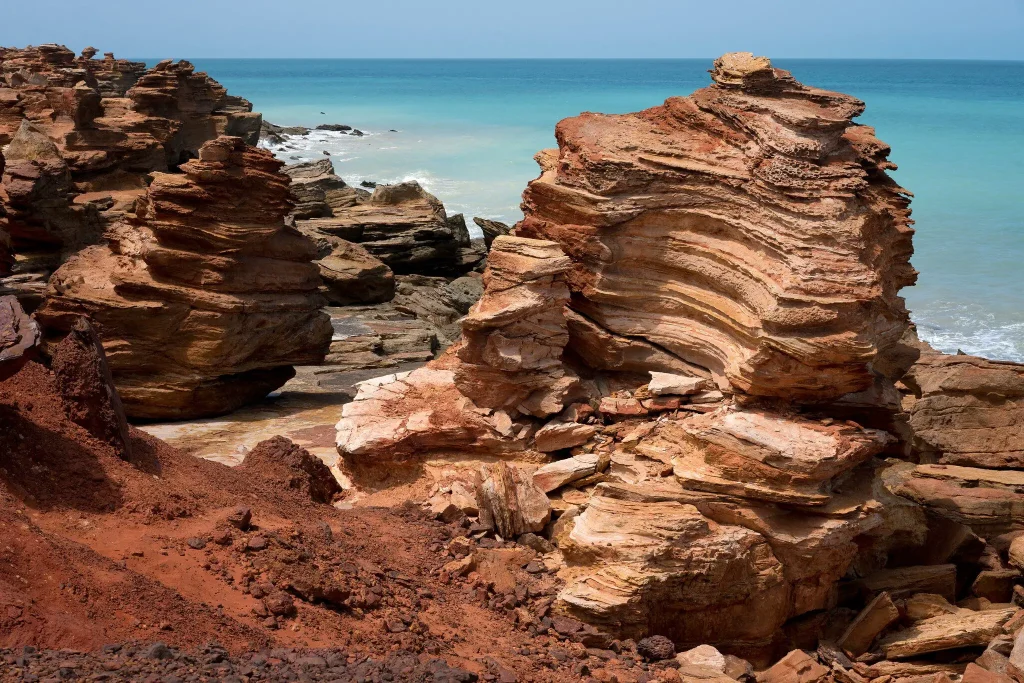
514 51 916 401
36 136 331 419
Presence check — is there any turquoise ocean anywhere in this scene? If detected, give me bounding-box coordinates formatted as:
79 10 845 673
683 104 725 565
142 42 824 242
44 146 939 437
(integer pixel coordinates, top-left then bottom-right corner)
181 58 1024 362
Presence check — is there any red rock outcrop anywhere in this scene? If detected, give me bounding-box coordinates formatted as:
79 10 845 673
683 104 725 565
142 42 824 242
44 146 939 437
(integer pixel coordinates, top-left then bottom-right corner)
515 51 915 401
0 44 262 305
36 136 331 419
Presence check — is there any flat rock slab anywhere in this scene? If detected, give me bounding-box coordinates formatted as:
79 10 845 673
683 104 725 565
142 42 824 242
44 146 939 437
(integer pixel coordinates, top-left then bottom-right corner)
838 591 900 656
532 452 603 492
533 422 598 453
878 607 1016 659
853 564 957 602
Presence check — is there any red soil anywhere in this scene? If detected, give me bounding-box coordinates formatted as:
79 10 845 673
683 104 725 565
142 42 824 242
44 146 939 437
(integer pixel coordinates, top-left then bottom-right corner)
0 362 662 682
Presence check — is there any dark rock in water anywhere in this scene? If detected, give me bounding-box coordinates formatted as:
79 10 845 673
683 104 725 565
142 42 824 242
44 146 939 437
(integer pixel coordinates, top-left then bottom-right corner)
389 129 398 132
323 150 331 155
350 129 365 137
447 213 472 248
50 317 132 460
316 124 352 132
473 217 512 249
361 180 378 188
0 295 39 381
240 435 341 504
260 120 312 144
313 235 396 306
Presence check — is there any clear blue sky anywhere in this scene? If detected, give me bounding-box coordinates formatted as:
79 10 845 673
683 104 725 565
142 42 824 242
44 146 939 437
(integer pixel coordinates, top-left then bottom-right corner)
3 0 1023 60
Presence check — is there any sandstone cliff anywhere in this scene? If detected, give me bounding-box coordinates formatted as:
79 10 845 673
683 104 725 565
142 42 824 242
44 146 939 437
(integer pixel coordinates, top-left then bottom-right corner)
36 136 332 419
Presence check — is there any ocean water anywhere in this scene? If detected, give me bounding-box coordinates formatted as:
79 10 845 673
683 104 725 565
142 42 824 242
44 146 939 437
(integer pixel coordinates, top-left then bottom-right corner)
181 58 1024 362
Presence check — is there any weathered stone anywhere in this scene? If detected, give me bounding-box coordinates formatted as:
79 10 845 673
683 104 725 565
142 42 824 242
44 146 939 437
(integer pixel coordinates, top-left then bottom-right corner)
853 565 957 602
557 494 789 654
473 217 511 249
836 591 899 656
37 137 331 419
891 464 1024 537
962 663 1014 683
878 607 1015 659
476 462 551 538
756 649 830 683
453 236 579 418
533 452 603 493
0 294 38 380
534 422 598 453
675 644 726 672
515 52 915 402
648 372 711 396
904 348 1024 469
904 593 963 622
50 316 132 459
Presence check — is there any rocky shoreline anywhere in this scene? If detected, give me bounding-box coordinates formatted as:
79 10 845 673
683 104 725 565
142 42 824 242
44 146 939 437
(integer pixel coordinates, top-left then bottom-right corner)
3 45 1024 683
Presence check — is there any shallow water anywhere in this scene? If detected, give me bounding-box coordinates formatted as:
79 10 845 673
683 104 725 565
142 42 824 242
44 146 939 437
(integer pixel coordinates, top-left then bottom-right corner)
180 58 1024 361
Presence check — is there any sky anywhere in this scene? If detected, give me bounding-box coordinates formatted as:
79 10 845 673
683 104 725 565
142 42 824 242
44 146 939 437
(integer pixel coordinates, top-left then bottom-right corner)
2 0 1023 60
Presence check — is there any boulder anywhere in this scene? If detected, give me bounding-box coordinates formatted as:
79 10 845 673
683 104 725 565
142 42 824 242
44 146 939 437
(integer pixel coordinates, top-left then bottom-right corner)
307 181 476 275
756 650 830 683
836 591 900 656
472 217 511 248
476 461 551 538
648 372 711 396
514 52 915 401
533 422 599 454
36 137 332 419
903 349 1024 469
557 494 790 655
316 237 395 305
0 294 38 380
50 316 132 459
878 607 1016 659
532 452 603 492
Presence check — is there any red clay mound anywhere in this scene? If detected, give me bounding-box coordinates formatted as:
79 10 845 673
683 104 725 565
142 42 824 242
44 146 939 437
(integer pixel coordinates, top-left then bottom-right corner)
0 362 660 682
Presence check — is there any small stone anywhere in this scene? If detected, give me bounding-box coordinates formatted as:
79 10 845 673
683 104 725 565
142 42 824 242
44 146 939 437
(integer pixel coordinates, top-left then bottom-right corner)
637 635 675 661
186 537 207 550
227 506 252 530
146 642 172 660
246 536 268 552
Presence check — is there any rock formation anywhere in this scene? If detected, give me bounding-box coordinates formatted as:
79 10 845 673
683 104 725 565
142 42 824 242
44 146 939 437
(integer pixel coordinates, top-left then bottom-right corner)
333 54 967 663
50 316 132 459
36 136 332 419
302 179 485 275
473 217 511 248
515 51 915 401
0 294 38 381
0 44 261 307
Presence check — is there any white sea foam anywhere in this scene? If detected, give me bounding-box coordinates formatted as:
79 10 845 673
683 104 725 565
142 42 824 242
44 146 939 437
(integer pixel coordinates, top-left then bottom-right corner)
912 301 1024 362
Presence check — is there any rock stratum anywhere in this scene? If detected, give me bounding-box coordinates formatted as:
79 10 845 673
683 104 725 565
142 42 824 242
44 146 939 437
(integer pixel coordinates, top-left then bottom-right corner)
335 53 1024 673
0 44 260 308
515 51 916 401
36 136 332 419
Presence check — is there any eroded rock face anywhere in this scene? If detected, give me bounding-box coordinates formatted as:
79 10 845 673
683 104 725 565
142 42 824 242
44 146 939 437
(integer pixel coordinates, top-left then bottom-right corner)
558 493 790 657
453 236 580 418
903 349 1024 469
36 136 331 419
304 180 483 275
0 44 261 303
0 294 38 380
515 52 915 401
50 316 132 459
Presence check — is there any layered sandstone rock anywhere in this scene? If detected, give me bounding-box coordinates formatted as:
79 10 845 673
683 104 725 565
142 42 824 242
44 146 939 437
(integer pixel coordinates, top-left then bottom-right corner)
305 180 484 275
36 136 331 419
903 349 1024 469
515 51 915 401
0 44 261 304
453 236 580 417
